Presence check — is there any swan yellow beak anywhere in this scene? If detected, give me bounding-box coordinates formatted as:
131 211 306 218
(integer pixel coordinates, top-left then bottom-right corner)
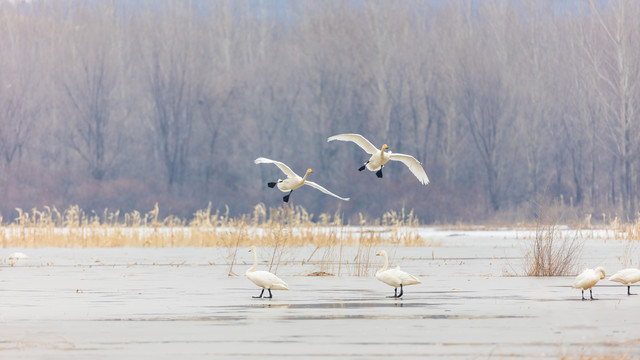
376 252 381 256
382 144 388 150
307 168 312 173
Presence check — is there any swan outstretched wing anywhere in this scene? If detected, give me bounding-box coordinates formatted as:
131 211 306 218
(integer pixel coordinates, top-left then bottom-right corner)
388 153 430 185
327 133 379 155
304 181 350 201
254 157 298 178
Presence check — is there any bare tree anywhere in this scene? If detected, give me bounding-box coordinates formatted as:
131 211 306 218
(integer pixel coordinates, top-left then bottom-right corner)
296 2 365 175
59 3 132 181
0 13 41 172
560 19 602 209
139 2 206 187
512 1 557 197
1 0 640 222
579 0 640 218
455 2 517 211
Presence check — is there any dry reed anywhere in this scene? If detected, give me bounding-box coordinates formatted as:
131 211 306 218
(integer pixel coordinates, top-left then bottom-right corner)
524 207 584 276
1 203 425 250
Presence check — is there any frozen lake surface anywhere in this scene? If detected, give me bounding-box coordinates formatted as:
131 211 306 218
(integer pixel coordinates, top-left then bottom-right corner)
2 229 640 359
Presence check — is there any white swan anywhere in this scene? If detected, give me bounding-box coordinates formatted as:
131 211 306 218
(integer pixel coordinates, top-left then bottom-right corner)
572 267 606 300
375 250 421 298
8 252 28 260
245 246 289 298
254 157 350 203
609 268 640 295
327 133 429 185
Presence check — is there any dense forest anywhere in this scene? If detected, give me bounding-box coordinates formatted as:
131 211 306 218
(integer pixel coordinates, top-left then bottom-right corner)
0 0 639 223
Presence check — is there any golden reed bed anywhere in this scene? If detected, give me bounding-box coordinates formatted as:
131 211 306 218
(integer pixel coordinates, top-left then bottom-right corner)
3 203 640 249
1 203 425 248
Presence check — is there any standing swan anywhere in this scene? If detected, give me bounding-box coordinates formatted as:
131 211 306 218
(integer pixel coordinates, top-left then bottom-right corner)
375 250 421 298
8 252 28 260
245 246 289 298
254 157 350 203
327 133 429 185
572 267 606 300
608 268 640 295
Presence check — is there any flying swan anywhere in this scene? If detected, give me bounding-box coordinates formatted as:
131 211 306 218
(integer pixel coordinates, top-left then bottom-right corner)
572 267 606 300
327 133 429 185
246 246 289 298
375 250 421 298
254 157 350 203
609 268 640 295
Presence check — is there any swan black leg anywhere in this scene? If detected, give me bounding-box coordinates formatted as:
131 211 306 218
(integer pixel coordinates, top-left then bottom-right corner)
253 289 265 298
268 182 277 188
265 289 273 298
628 285 635 295
358 161 369 171
581 290 585 300
283 190 292 203
376 169 383 178
387 288 398 298
397 284 404 298
590 289 594 300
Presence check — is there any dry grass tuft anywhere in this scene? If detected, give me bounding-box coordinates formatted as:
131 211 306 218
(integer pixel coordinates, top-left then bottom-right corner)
524 205 584 276
620 215 640 241
305 271 335 276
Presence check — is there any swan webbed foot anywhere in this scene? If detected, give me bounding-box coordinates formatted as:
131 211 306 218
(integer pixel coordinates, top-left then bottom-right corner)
376 169 383 178
397 284 404 298
267 182 277 188
283 191 292 203
264 289 273 298
628 286 636 295
253 289 265 298
358 164 367 171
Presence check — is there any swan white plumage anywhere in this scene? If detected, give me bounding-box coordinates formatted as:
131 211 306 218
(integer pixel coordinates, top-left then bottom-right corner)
327 133 429 185
375 250 421 298
8 252 28 260
608 268 640 296
572 267 605 300
254 157 350 203
245 246 289 298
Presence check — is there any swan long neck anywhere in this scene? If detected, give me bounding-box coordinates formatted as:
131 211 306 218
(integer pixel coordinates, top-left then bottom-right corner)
248 248 258 272
301 170 310 183
379 251 389 272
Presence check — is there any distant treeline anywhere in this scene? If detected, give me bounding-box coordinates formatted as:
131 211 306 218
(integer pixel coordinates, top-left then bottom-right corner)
0 0 639 223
